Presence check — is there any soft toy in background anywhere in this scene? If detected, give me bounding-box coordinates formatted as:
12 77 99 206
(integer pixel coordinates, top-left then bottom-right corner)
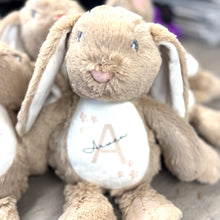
106 0 220 148
0 0 84 60
106 0 153 21
16 6 220 219
0 42 34 220
0 40 67 220
0 0 84 105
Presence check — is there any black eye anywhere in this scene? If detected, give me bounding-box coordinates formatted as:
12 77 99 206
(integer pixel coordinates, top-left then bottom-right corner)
12 54 22 62
31 10 38 18
77 31 83 42
130 39 138 52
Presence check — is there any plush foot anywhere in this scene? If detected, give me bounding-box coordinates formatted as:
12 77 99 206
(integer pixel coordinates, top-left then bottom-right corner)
197 139 220 184
189 68 220 103
189 105 220 147
116 184 182 220
0 197 19 220
59 182 116 220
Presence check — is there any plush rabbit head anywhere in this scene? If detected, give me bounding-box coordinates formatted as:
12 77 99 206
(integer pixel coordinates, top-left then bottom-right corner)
0 0 84 60
0 42 34 112
106 0 153 22
17 5 188 135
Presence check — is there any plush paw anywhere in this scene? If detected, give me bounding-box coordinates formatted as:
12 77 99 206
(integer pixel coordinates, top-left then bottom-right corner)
0 197 19 220
190 105 220 147
118 186 182 220
125 202 182 220
147 205 182 220
197 141 220 184
58 199 116 220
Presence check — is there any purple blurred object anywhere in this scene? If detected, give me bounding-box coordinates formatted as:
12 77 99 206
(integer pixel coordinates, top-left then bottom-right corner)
153 5 183 39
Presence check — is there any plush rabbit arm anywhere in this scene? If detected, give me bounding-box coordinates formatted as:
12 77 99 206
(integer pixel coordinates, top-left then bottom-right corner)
140 96 205 181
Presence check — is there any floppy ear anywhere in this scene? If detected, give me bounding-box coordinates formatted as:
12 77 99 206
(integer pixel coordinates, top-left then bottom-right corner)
149 24 189 118
16 13 82 136
0 11 25 52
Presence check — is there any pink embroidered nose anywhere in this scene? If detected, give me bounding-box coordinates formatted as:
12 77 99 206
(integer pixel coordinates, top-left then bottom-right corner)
91 70 112 83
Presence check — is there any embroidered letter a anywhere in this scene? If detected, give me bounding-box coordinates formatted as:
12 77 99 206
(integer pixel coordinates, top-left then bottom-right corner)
92 124 126 164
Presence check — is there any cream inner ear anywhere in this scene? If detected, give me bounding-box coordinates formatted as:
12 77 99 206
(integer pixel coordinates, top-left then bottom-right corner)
26 34 67 133
0 24 26 53
150 41 186 118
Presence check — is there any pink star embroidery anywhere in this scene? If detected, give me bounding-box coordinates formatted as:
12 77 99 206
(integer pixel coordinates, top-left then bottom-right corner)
128 160 134 167
80 112 87 122
91 116 97 123
129 170 138 179
117 171 124 178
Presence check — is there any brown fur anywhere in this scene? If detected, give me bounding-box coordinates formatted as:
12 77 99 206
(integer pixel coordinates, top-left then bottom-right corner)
16 6 220 219
0 0 83 60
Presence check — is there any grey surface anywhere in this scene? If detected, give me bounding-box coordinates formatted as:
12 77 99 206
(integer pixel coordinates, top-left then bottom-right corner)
18 37 220 220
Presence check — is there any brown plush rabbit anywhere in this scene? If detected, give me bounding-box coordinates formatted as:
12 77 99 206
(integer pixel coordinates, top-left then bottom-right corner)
0 0 84 60
0 42 34 220
0 40 68 220
106 0 220 148
16 6 220 219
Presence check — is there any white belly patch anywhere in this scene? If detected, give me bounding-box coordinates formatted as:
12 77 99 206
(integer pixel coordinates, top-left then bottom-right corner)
0 105 17 176
67 98 150 189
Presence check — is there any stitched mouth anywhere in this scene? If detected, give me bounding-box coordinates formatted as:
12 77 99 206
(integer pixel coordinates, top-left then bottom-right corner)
90 70 112 83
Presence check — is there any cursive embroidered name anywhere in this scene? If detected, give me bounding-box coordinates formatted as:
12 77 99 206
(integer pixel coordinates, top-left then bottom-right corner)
83 133 127 154
80 124 127 163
